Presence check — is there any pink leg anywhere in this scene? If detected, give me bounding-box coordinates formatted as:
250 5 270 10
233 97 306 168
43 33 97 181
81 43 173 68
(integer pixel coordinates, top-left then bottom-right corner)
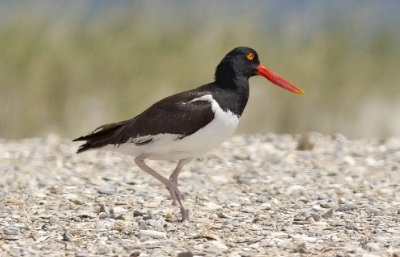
169 158 192 205
134 154 191 221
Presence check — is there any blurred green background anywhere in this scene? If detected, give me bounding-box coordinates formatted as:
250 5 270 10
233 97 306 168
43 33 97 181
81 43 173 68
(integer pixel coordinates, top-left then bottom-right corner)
1 0 399 139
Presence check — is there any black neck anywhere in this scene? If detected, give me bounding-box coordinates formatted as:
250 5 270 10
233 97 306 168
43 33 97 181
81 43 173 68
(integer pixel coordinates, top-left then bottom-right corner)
209 76 250 117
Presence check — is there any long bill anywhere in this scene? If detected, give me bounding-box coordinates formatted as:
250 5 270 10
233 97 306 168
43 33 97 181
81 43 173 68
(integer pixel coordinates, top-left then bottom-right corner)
256 64 305 95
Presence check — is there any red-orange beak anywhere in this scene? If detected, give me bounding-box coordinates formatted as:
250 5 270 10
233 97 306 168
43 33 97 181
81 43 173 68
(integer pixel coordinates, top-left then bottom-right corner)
256 64 305 95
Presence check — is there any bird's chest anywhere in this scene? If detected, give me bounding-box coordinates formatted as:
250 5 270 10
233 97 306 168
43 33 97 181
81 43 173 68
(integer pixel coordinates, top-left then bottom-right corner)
185 108 239 146
180 94 240 147
164 108 238 160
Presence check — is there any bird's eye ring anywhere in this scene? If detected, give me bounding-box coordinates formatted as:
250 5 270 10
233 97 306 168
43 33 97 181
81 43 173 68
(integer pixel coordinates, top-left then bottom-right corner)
246 53 255 61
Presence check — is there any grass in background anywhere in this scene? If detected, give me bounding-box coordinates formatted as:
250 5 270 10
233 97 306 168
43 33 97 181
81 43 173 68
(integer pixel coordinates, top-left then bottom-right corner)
1 2 399 139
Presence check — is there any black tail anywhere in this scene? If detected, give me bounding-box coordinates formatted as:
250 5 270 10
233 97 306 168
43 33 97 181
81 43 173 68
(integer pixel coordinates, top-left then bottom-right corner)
73 119 131 153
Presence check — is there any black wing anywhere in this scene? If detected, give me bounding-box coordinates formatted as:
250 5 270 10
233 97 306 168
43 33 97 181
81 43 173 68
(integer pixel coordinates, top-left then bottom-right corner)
73 90 215 153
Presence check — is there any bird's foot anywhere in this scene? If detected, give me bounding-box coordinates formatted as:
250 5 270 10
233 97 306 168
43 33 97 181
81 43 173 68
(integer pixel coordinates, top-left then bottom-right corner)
165 182 192 222
180 208 190 222
180 213 209 224
166 182 184 206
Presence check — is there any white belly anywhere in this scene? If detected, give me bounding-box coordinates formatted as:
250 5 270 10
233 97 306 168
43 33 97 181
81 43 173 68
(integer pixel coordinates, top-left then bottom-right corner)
109 94 240 160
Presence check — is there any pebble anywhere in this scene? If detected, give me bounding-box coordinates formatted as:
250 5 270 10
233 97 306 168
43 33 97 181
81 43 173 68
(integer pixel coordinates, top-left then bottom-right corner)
98 212 108 219
343 156 356 165
337 203 357 212
97 188 118 195
209 240 228 251
286 185 305 195
1 133 399 256
139 230 167 239
321 209 333 219
313 221 328 229
204 201 223 210
76 250 89 257
62 231 73 241
365 242 380 251
145 219 165 231
177 252 193 257
95 220 115 230
113 220 125 232
129 251 141 257
3 227 18 235
345 222 359 231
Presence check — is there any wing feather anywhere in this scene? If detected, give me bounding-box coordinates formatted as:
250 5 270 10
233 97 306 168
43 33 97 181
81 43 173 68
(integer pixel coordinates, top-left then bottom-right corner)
73 91 215 153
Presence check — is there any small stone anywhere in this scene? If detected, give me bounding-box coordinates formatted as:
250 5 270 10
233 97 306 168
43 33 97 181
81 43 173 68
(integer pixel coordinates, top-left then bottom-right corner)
49 215 59 224
98 204 109 215
49 186 58 194
143 215 153 220
177 251 194 257
76 250 89 257
97 243 110 255
150 249 167 257
320 202 332 208
109 209 124 220
345 222 359 231
71 216 81 222
212 175 230 183
95 220 115 230
286 185 304 195
365 242 380 251
343 156 356 165
99 212 108 219
311 213 321 222
97 188 118 195
41 224 50 231
217 212 228 218
362 254 380 257
330 234 341 243
133 210 145 217
113 206 128 216
71 198 84 205
3 227 18 236
145 219 164 231
164 213 174 220
205 201 222 210
129 251 141 257
313 221 328 229
293 243 308 253
210 240 228 251
113 221 125 232
165 224 177 232
139 230 166 239
78 213 95 219
62 231 73 241
311 204 322 211
296 135 314 151
337 203 357 212
322 209 333 219
386 248 400 256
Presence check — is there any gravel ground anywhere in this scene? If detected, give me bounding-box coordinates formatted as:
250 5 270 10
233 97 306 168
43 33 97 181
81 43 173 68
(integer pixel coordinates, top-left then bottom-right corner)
1 133 400 257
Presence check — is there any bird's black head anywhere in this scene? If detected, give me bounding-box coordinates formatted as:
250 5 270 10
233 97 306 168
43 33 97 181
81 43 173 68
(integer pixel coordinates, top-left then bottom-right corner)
215 47 260 84
215 46 305 95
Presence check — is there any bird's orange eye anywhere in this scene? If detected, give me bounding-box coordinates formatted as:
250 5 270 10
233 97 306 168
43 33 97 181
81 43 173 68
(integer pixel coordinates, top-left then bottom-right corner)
246 53 255 61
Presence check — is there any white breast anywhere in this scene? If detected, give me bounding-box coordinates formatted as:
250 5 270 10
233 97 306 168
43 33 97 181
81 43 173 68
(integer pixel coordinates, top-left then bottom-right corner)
111 94 240 160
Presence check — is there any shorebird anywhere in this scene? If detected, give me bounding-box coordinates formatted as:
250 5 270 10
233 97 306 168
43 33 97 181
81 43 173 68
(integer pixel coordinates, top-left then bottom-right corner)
74 47 304 221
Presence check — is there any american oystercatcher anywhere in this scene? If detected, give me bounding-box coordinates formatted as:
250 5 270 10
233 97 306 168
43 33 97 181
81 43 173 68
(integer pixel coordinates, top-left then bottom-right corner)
74 47 304 221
